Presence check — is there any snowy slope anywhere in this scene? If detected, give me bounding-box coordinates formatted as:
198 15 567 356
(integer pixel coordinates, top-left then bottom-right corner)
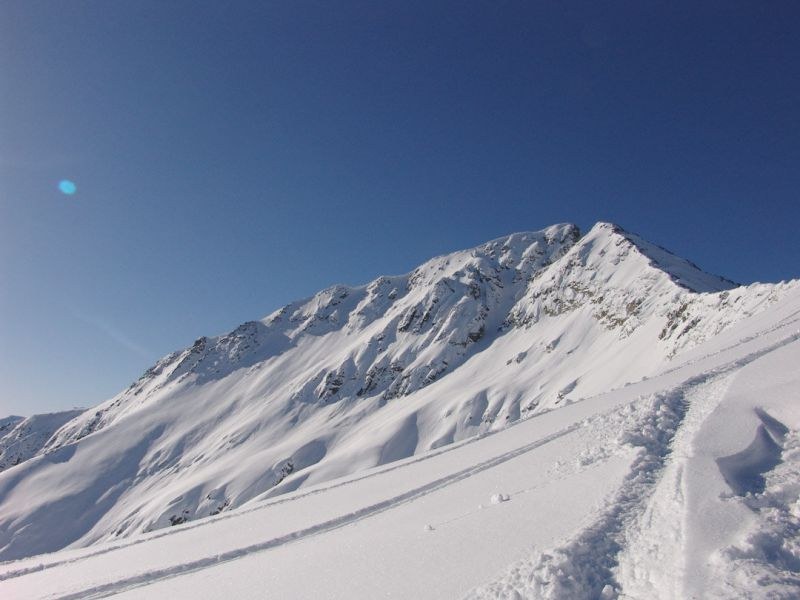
0 411 83 472
1 281 799 599
0 222 796 564
0 418 23 442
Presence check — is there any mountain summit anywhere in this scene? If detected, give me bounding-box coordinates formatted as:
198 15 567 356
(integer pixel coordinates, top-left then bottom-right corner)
0 222 793 560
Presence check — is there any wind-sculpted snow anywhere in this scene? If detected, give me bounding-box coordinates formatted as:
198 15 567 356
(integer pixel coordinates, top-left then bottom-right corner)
0 222 797 562
710 424 800 598
716 408 787 497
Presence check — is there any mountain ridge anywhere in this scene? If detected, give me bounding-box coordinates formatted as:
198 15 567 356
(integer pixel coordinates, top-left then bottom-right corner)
0 221 796 561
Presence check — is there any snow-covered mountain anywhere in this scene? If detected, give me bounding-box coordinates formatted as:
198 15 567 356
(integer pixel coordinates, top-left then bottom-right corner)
0 411 83 472
3 254 800 600
0 222 796 564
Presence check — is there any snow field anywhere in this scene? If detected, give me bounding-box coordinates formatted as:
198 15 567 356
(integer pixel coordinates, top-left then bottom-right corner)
3 304 799 598
1 226 799 598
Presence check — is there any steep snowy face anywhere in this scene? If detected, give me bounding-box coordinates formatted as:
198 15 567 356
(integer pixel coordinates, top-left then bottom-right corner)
0 417 23 434
0 411 83 472
44 223 581 452
508 222 735 333
0 222 795 562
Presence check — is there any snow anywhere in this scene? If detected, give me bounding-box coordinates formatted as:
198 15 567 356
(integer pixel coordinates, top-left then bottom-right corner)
0 222 799 598
0 411 83 472
680 339 800 598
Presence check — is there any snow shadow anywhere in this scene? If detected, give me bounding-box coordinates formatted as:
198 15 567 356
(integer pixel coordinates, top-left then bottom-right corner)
716 408 788 497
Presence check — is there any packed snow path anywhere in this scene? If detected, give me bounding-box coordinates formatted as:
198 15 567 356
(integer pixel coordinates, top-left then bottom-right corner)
2 289 799 599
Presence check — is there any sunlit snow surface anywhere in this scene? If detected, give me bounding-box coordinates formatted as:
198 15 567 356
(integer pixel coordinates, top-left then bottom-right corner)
1 223 799 598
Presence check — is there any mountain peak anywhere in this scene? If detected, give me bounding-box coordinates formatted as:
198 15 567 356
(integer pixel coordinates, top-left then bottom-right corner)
583 221 736 293
1 221 792 561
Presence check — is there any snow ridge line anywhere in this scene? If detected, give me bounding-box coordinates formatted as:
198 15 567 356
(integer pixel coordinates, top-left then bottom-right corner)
45 421 591 600
466 332 800 600
661 308 800 378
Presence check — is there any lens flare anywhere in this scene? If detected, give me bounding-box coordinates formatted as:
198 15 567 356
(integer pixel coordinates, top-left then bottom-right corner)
58 180 77 195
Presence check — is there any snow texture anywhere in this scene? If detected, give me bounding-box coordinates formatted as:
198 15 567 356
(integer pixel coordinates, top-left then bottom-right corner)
0 222 799 600
0 411 83 472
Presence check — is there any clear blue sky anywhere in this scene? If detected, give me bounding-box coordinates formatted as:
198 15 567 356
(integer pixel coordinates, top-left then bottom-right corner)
2 1 799 416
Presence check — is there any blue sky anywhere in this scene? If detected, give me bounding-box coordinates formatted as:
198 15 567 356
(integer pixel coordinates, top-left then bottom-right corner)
2 1 799 416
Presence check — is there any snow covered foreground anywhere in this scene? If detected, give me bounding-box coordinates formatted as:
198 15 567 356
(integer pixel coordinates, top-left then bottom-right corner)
2 238 800 598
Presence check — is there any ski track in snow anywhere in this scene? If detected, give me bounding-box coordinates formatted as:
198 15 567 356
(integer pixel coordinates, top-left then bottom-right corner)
464 331 800 600
612 371 735 599
2 395 552 584
16 420 594 599
0 392 587 585
4 333 799 599
661 307 800 378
